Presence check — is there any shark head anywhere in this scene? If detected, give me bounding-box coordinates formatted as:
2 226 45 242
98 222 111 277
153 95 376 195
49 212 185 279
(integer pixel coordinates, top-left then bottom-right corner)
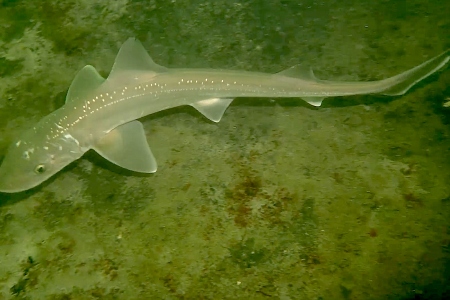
0 121 86 193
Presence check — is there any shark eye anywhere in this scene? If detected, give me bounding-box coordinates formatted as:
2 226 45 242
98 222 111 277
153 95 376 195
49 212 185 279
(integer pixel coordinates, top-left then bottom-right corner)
34 164 46 174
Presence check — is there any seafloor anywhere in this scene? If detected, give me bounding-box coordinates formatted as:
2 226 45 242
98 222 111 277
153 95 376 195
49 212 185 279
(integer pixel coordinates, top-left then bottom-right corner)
0 0 449 299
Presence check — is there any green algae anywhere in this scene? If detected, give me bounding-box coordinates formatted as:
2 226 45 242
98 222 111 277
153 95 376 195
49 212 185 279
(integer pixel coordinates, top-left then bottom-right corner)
0 0 449 299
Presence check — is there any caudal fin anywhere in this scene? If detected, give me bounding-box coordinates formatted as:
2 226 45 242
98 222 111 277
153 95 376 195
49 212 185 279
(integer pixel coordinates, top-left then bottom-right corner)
381 49 449 96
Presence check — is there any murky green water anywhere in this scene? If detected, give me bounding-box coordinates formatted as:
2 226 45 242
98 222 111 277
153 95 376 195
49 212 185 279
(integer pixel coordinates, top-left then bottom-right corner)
0 0 449 299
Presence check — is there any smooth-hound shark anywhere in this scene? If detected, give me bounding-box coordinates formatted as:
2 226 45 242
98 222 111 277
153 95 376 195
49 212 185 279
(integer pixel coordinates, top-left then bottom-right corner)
0 38 448 193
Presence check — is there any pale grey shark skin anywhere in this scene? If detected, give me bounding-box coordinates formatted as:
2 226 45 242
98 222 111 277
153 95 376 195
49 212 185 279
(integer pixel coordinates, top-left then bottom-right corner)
0 38 448 193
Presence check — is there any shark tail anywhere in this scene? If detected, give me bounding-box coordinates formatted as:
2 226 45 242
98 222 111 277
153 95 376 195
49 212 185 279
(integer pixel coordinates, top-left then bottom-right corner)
380 49 449 96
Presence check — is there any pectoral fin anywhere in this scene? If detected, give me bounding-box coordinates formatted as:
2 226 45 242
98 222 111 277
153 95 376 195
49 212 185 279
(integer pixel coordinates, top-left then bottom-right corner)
190 97 234 122
93 121 157 173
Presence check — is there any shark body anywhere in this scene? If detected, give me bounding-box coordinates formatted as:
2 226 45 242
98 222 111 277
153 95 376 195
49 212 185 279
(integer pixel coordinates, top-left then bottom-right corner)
0 38 449 193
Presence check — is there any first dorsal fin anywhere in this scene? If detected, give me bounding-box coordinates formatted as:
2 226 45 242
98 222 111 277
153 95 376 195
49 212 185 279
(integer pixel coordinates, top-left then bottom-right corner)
109 38 167 76
66 65 105 104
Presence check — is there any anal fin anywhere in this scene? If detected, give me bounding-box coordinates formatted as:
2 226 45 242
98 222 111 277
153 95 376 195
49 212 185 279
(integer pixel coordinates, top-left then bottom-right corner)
93 121 157 173
301 97 325 107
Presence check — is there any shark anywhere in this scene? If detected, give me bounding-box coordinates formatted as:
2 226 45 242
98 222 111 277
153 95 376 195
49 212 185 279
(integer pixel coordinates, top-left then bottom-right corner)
0 38 448 193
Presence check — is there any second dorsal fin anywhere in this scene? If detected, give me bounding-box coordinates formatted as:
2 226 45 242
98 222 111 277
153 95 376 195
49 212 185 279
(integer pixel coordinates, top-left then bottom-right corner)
277 64 319 81
109 38 167 77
